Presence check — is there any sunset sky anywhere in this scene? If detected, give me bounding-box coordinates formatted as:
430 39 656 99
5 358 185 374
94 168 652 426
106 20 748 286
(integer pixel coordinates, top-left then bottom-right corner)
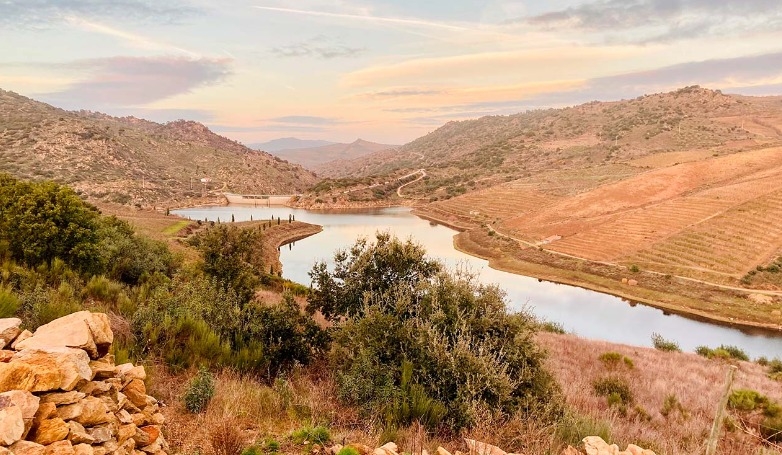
2 0 782 144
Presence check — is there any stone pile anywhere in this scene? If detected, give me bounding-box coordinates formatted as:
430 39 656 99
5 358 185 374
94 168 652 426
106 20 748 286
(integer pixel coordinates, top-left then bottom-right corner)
329 436 656 455
0 312 167 455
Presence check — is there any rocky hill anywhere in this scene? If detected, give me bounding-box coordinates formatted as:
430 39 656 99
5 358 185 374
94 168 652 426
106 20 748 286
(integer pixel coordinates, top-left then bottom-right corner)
325 87 782 200
0 311 166 454
0 89 318 207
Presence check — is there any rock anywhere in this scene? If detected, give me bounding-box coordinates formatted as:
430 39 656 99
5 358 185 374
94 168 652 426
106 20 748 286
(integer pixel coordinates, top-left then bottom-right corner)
772 310 782 317
40 391 85 406
86 425 114 444
561 446 581 455
327 445 343 455
464 439 506 455
78 381 112 396
13 348 92 391
12 330 33 350
0 447 10 454
67 421 95 445
624 445 654 455
15 312 113 359
43 440 74 455
122 380 148 409
374 442 398 455
116 410 133 425
150 413 164 426
437 447 453 455
582 437 619 455
118 424 136 445
0 401 24 445
0 390 40 422
0 318 22 349
134 426 160 447
72 397 110 427
0 357 63 393
0 350 14 363
9 440 45 455
621 278 628 284
34 403 57 423
89 362 116 381
29 418 68 445
627 279 638 286
72 444 94 455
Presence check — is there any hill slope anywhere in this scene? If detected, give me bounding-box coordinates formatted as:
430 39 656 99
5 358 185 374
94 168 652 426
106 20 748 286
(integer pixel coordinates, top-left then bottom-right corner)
271 139 398 174
0 89 318 206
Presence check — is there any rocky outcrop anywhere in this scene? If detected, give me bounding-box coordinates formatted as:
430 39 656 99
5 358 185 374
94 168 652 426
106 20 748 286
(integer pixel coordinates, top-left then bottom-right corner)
0 314 168 455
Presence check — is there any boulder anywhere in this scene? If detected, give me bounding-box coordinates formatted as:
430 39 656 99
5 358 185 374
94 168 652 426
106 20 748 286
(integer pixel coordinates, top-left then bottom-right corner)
0 350 14 363
0 318 22 349
42 440 74 455
0 390 40 422
15 312 113 359
13 348 92 391
0 401 24 445
33 403 57 423
72 397 111 427
86 424 114 444
374 442 398 455
464 439 506 455
122 380 148 409
72 444 94 455
9 440 45 455
582 437 619 455
11 330 33 350
117 424 136 445
627 279 638 287
560 447 581 455
78 381 111 396
29 418 68 445
66 421 95 445
40 391 85 406
0 358 63 393
437 447 453 455
347 444 374 455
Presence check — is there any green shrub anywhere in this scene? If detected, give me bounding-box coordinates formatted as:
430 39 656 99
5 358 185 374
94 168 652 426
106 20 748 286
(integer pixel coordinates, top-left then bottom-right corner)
599 352 622 367
695 346 712 357
661 394 688 419
539 320 565 334
554 412 611 448
313 233 560 431
756 356 769 366
385 360 447 430
291 425 330 446
629 264 640 273
0 287 19 318
769 358 782 374
623 357 634 369
265 440 280 453
241 446 262 455
183 367 215 413
651 333 681 352
761 415 782 442
728 389 769 412
336 447 360 455
593 377 633 404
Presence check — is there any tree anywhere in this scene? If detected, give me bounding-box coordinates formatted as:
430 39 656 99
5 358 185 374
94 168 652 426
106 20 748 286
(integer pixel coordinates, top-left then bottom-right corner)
309 233 560 430
307 232 441 320
188 224 264 303
0 174 100 272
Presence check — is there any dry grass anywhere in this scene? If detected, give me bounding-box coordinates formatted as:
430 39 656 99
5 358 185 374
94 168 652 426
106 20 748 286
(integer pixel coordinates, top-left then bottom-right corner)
538 332 782 455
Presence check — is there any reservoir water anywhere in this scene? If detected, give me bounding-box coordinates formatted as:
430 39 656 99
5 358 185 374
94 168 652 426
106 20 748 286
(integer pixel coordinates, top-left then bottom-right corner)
174 205 782 359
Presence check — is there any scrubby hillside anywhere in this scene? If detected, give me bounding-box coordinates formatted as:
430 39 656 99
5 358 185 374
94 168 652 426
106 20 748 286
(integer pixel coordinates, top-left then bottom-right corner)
0 89 318 206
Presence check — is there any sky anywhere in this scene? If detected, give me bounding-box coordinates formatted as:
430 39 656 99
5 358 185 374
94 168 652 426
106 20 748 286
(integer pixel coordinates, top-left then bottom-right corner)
2 0 782 145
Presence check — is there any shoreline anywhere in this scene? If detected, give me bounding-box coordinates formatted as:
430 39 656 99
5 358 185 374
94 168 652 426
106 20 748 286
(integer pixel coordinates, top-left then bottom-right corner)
451 230 782 335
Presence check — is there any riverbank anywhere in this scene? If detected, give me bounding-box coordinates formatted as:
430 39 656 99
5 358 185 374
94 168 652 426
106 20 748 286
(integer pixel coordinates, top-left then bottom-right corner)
236 220 323 276
453 228 782 333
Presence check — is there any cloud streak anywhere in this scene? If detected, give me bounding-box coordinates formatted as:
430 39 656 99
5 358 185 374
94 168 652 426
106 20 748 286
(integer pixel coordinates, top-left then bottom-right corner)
253 6 472 32
0 0 199 28
65 16 200 57
270 36 365 59
40 56 232 108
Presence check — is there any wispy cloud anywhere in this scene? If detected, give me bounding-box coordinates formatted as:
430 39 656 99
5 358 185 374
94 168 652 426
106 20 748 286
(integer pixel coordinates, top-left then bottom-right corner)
0 0 199 28
39 56 232 108
522 0 782 43
65 16 200 57
253 6 472 32
270 36 365 59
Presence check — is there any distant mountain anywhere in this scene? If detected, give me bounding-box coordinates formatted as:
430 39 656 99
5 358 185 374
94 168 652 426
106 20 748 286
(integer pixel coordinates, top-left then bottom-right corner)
248 137 336 152
271 139 399 174
0 89 318 206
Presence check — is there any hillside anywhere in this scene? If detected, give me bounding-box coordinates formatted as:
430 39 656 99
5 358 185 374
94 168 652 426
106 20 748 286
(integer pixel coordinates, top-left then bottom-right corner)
0 89 318 207
327 87 781 199
270 139 398 174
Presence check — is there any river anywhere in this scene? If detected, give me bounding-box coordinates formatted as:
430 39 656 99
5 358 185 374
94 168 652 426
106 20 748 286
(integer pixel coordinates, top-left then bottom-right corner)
174 205 782 359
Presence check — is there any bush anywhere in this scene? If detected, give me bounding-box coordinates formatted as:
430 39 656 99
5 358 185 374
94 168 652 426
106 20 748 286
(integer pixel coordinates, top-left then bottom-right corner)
336 447 360 455
313 233 560 431
554 412 611 448
768 358 782 374
593 377 633 404
661 394 688 419
539 320 565 334
0 287 19 318
651 333 681 352
728 389 769 412
210 418 245 455
183 367 215 413
697 345 749 361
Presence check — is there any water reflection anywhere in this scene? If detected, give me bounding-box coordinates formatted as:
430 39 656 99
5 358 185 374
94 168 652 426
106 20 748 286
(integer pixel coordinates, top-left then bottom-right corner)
174 206 782 358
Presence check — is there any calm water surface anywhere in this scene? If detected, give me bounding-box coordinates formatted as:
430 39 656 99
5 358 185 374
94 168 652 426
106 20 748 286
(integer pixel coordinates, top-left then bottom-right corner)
174 206 782 358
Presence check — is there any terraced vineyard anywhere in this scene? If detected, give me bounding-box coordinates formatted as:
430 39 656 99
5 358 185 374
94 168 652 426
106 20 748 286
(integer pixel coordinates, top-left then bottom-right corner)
542 196 735 262
624 188 782 279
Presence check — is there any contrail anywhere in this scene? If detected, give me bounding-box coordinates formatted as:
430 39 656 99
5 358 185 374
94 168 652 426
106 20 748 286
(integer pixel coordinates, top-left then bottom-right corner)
252 6 472 32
